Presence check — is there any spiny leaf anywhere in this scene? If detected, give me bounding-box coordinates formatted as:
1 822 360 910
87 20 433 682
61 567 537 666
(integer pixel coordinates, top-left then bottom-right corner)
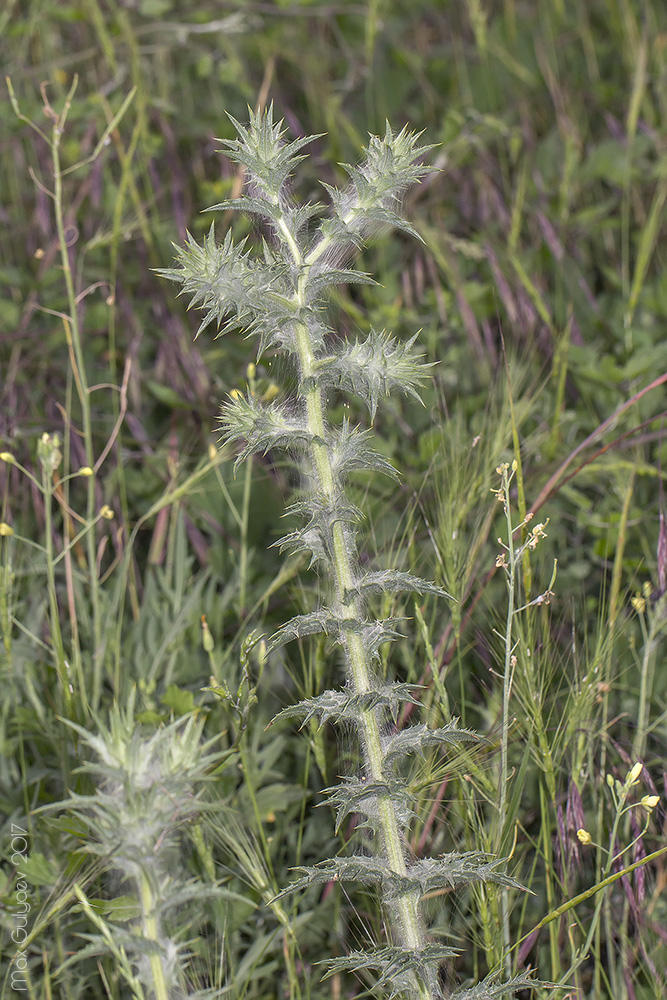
307 330 431 418
344 569 453 603
357 617 404 661
272 855 388 900
208 196 323 240
273 492 362 567
219 103 321 199
380 854 528 901
271 683 423 729
266 611 403 655
266 608 345 652
313 123 437 252
351 123 437 206
322 775 413 833
157 225 292 345
382 722 482 769
331 421 399 482
219 393 314 470
321 945 459 1000
306 267 378 297
274 852 526 902
448 973 544 1000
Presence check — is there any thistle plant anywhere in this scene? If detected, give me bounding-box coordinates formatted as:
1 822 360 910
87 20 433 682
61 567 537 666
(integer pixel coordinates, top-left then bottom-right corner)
161 107 537 1000
51 702 224 1000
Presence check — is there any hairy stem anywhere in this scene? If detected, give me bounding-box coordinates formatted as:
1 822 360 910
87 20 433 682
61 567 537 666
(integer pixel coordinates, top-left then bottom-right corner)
286 225 429 987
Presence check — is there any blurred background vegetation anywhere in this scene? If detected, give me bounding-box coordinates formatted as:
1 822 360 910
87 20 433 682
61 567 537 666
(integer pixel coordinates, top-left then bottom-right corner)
1 2 666 998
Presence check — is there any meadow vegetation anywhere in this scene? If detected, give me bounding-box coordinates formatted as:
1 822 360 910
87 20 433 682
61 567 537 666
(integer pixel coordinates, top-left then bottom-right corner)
1 2 666 999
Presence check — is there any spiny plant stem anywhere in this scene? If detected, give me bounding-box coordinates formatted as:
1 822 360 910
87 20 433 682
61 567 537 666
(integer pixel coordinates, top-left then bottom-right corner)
288 256 428 977
137 871 169 1000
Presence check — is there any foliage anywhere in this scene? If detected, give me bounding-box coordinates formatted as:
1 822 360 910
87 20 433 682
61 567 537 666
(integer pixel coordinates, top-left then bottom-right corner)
1 3 666 999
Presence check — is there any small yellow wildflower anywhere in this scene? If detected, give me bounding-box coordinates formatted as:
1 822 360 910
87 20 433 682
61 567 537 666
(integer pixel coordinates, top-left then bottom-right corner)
577 829 592 845
628 762 643 785
641 795 659 810
631 594 646 614
0 522 14 536
99 505 114 520
0 452 15 463
78 466 93 477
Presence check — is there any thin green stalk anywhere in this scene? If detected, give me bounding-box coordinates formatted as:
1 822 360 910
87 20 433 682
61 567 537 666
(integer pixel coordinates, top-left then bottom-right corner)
498 463 517 978
595 470 634 995
50 81 101 710
41 457 72 716
632 597 662 761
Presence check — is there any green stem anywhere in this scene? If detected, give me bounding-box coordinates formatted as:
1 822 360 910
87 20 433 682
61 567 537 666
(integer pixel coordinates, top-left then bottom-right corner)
498 466 516 977
632 604 659 760
286 225 430 994
137 870 169 1000
42 466 72 716
51 82 100 710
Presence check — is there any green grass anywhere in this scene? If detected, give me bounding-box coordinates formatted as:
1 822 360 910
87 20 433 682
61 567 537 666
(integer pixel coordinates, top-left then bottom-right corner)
1 2 666 998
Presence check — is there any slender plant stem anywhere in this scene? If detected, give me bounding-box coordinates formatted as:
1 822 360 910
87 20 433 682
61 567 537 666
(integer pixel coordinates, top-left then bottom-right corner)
283 214 430 992
50 86 102 711
498 465 516 978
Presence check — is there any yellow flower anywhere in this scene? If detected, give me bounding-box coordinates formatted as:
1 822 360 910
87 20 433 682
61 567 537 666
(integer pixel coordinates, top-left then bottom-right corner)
577 829 592 845
0 522 14 536
641 795 659 810
99 505 114 520
0 452 14 463
78 466 93 477
628 762 643 785
631 594 646 614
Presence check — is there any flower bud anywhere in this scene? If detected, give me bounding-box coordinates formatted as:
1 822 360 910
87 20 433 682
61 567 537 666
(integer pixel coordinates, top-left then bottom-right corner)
99 505 114 520
78 466 93 477
577 829 592 845
0 452 14 463
0 522 14 536
628 762 643 784
37 432 62 475
201 615 215 654
641 795 659 810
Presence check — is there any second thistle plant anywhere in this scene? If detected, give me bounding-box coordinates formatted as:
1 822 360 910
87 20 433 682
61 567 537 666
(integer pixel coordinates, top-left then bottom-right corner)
161 107 535 1000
